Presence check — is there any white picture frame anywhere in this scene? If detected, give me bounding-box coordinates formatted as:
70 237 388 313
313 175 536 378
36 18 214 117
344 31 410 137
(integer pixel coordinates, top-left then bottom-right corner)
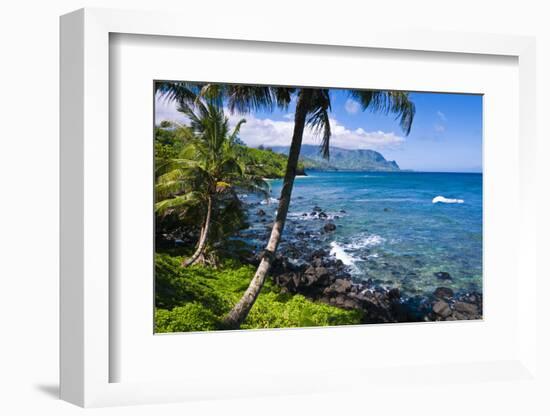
60 7 538 407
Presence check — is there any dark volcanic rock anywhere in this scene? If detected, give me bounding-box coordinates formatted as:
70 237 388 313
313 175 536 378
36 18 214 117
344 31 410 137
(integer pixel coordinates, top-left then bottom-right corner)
263 238 481 325
453 301 479 316
304 266 331 286
433 300 452 318
388 288 401 301
323 222 337 233
256 209 266 216
324 278 352 295
434 271 452 281
318 212 328 219
310 249 329 260
312 206 323 212
434 287 454 299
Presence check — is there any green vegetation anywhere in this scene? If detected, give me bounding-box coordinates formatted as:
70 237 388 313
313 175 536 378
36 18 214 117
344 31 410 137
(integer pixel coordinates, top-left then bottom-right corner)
153 109 305 268
155 101 269 267
152 105 349 332
240 146 306 178
155 254 362 332
155 123 303 181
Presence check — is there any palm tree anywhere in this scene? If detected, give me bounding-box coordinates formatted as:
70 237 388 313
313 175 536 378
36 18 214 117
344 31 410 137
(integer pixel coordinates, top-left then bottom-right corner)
155 99 269 267
157 82 416 327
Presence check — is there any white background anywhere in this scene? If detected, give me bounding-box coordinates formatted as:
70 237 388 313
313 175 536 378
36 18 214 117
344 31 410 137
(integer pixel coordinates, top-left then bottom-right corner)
1 1 549 415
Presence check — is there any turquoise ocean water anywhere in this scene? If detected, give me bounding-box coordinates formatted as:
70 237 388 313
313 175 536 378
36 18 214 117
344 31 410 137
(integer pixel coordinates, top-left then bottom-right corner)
242 171 482 299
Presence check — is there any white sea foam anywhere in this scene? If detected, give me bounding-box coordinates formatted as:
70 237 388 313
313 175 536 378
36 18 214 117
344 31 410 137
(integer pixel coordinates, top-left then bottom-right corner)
329 233 384 274
432 195 464 204
329 242 357 266
347 234 385 249
260 197 279 205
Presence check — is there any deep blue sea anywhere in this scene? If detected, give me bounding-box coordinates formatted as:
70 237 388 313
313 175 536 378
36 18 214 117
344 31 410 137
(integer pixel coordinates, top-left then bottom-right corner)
241 171 482 299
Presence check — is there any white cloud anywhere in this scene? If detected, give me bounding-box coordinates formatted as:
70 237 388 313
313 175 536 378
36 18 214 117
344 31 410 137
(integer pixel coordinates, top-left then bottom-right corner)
227 111 404 150
344 98 361 115
155 94 189 124
154 96 404 150
433 111 447 133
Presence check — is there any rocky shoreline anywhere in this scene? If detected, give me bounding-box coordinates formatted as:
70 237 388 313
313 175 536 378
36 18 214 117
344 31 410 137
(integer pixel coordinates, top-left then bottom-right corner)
258 249 482 324
245 203 482 324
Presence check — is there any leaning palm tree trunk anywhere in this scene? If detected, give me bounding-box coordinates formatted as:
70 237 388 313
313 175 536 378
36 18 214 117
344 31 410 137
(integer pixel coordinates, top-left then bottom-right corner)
182 196 213 267
223 90 313 328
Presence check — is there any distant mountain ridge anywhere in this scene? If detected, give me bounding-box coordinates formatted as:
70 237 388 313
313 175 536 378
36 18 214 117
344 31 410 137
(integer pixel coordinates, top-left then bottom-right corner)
269 144 400 172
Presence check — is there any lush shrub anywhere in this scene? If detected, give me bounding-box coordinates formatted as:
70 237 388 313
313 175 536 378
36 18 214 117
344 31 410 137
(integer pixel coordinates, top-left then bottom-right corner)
155 303 219 333
155 254 229 313
243 292 362 329
155 254 362 332
238 146 306 178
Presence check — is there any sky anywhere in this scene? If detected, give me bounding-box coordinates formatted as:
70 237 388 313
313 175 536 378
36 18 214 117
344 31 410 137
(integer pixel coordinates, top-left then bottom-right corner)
155 86 482 173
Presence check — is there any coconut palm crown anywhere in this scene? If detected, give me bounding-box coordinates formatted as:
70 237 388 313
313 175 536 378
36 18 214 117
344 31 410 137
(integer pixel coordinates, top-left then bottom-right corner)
155 98 269 267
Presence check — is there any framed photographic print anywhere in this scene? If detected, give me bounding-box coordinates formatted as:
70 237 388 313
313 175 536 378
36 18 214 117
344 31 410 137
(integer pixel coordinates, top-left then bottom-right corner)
153 80 483 333
60 7 539 408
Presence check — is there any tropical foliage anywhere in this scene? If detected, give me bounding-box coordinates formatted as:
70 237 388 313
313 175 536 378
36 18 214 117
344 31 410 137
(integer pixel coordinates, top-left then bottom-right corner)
155 254 362 332
155 100 269 266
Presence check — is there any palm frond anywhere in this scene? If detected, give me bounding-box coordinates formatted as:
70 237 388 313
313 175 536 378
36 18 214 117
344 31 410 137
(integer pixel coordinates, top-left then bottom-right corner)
228 118 246 144
155 157 201 178
348 90 416 135
155 191 203 215
306 89 332 159
155 179 187 201
155 81 202 106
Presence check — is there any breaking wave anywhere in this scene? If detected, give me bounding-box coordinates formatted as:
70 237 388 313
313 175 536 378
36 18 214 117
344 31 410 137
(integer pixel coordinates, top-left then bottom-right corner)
329 233 385 271
432 195 464 204
329 242 357 266
260 197 279 205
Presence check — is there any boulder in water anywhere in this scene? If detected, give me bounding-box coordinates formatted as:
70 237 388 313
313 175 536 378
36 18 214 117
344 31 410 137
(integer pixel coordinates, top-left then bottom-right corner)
388 288 401 301
433 300 452 318
434 271 452 281
323 222 337 233
453 301 479 316
434 287 454 299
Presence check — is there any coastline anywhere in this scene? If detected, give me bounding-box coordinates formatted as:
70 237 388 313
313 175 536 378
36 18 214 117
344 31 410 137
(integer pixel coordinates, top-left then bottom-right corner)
157 170 483 330
239 216 482 324
239 170 483 324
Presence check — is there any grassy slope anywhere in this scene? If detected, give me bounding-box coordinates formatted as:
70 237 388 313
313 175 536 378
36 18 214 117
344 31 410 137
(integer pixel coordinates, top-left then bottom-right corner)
155 254 362 332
